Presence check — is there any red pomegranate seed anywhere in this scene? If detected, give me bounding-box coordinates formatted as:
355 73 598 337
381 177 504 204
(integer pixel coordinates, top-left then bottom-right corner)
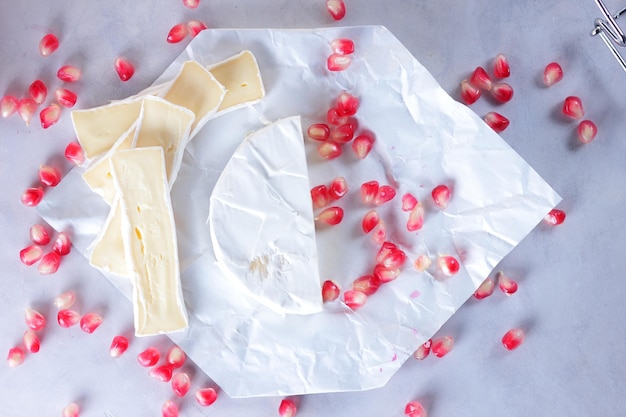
80 312 103 333
407 204 425 232
343 290 367 309
150 364 174 382
183 0 199 9
497 272 518 295
469 66 492 90
187 20 208 38
375 241 396 264
25 307 46 331
543 62 563 87
53 232 71 256
431 335 454 357
401 193 418 211
326 108 342 125
57 65 82 82
327 54 352 71
195 388 218 406
371 221 386 245
57 309 80 328
404 401 427 417
330 123 355 144
17 98 38 126
317 142 342 159
307 123 330 141
7 347 25 367
28 80 47 105
326 0 346 20
360 181 379 204
502 328 525 350
316 206 344 225
460 79 481 105
39 165 62 187
336 92 359 116
329 176 348 200
322 280 341 302
577 120 597 144
137 347 161 367
40 103 61 129
352 133 374 159
544 208 566 225
311 185 330 209
562 96 584 119
39 33 59 57
167 23 188 43
331 38 355 55
493 53 511 78
352 275 381 296
437 255 460 276
484 111 509 132
413 339 432 360
109 335 129 358
20 245 43 266
375 185 396 206
62 403 79 417
54 88 78 108
431 184 451 209
38 252 61 274
1 95 18 118
413 254 431 272
172 372 191 397
162 400 178 417
23 329 40 353
490 82 514 103
376 242 406 268
114 57 135 82
166 346 186 368
279 399 297 417
64 142 85 165
30 224 51 246
21 187 44 207
473 277 495 299
362 209 380 233
54 291 76 309
373 264 400 283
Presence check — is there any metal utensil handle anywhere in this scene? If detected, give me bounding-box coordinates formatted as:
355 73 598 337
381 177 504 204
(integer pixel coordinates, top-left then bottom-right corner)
591 0 626 71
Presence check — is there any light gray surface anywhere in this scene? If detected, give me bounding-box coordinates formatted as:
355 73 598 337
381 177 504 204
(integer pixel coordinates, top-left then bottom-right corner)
0 1 624 416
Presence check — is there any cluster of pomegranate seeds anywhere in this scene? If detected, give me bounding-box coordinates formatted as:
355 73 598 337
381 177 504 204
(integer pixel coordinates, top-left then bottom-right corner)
65 142 85 165
412 339 432 360
195 387 218 406
39 33 59 57
109 335 129 358
279 399 298 417
21 227 71 274
326 0 346 21
543 62 563 87
321 279 341 302
62 403 80 417
327 37 354 71
473 277 495 299
497 271 518 295
544 208 566 225
501 328 525 350
430 335 454 357
404 400 427 417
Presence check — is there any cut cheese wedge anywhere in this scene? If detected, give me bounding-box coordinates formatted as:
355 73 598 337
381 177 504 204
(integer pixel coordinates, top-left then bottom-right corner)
110 147 188 336
209 116 322 315
207 50 265 112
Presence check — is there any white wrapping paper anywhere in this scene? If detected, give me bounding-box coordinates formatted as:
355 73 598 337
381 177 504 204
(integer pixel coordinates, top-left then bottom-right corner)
37 26 561 397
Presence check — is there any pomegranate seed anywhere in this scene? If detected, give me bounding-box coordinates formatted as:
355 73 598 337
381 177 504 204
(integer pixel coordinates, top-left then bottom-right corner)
187 20 208 38
375 185 396 206
150 364 174 382
57 309 80 328
497 272 518 295
1 95 18 118
376 242 396 264
336 92 359 116
327 54 352 71
360 181 379 204
162 400 178 417
469 66 492 91
437 255 460 276
490 82 514 103
21 187 44 207
460 79 481 105
371 222 386 245
373 264 400 283
405 401 427 417
57 65 82 82
376 242 406 269
484 111 510 132
23 329 41 353
362 209 380 233
109 335 129 358
502 328 525 350
407 203 425 232
114 57 135 82
431 335 454 357
413 254 431 272
311 185 330 209
7 347 25 367
330 123 355 144
80 312 103 333
577 120 598 144
413 339 432 360
562 96 584 119
64 142 85 165
30 224 51 246
431 184 451 209
343 290 367 309
493 53 511 78
166 346 186 368
137 347 160 367
17 98 38 126
326 108 349 125
25 307 46 331
307 123 330 141
167 23 188 43
352 275 381 296
39 165 62 187
279 399 297 417
317 141 342 159
195 388 218 406
28 80 47 105
322 280 341 302
39 33 59 57
329 176 348 200
62 403 80 417
54 291 76 309
326 0 346 20
331 38 355 55
20 245 43 266
352 133 374 159
183 0 199 9
401 193 418 211
53 87 78 108
53 232 71 256
543 62 563 87
316 206 344 225
38 252 61 274
40 103 61 129
544 208 566 225
473 277 495 299
172 372 191 397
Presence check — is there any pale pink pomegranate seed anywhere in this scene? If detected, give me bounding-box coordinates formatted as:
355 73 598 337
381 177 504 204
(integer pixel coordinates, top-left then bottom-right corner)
195 388 218 406
39 33 59 57
150 364 174 382
376 241 396 264
307 123 330 141
437 255 460 276
17 98 38 126
490 82 514 103
21 187 44 207
62 403 80 417
543 62 563 87
544 208 566 225
166 346 186 368
53 232 71 256
1 95 18 118
405 401 427 417
7 347 25 367
493 53 511 78
40 103 61 129
484 111 510 132
373 264 400 283
167 23 188 43
326 0 346 20
497 272 518 295
64 142 84 165
20 245 43 266
562 96 584 119
473 277 495 299
362 209 380 233
360 181 379 204
311 185 330 209
38 252 61 274
413 339 432 360
460 79 481 105
327 54 352 71
23 329 41 353
39 165 62 187
330 122 355 144
279 399 298 417
57 309 80 328
172 372 191 397
577 120 597 144
109 335 129 358
431 184 451 209
54 291 76 309
331 38 355 55
162 400 178 417
322 280 341 302
80 312 103 334
407 203 425 232
343 290 367 309
413 254 431 272
114 57 135 82
469 66 492 91
329 176 348 200
375 185 396 206
183 0 200 9
352 133 374 159
401 193 418 211
431 335 454 357
28 80 47 105
371 221 386 245
336 92 359 116
137 347 160 367
187 20 208 37
57 65 82 82
317 141 342 159
352 275 381 296
25 307 46 331
316 206 344 225
502 328 525 350
30 224 51 245
54 88 77 108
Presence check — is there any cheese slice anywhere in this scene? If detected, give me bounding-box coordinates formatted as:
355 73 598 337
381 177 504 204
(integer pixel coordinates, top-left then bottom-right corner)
89 197 127 276
110 147 188 336
209 116 322 315
207 50 265 112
